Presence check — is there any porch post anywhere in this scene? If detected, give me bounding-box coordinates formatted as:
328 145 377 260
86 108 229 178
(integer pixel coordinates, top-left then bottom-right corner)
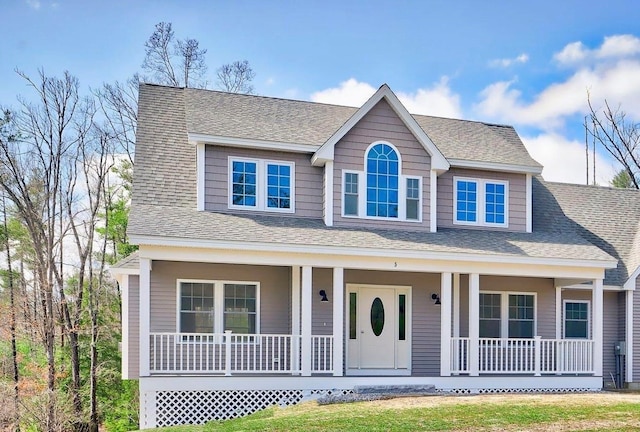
291 266 301 375
301 266 313 376
469 273 480 376
555 286 562 339
593 278 603 377
333 267 344 376
440 272 452 376
452 273 460 338
626 289 634 383
139 258 151 377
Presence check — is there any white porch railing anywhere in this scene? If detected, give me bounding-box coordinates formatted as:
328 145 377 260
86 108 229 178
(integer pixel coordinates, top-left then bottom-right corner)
450 337 595 375
149 332 333 375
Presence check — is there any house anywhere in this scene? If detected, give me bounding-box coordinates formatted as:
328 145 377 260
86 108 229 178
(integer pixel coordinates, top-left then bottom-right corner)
110 83 640 429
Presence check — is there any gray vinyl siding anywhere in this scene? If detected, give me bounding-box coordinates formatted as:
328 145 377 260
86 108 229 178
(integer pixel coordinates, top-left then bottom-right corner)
437 168 527 232
127 275 140 379
458 276 556 338
149 261 290 335
333 99 432 231
344 270 441 377
312 268 333 336
204 145 323 218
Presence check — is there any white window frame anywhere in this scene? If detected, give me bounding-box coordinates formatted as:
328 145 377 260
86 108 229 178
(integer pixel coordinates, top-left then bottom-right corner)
479 291 537 338
453 176 509 228
563 299 591 339
228 157 295 213
340 141 422 222
176 279 261 336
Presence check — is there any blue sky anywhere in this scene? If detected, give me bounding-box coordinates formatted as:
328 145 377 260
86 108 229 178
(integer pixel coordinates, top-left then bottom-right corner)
2 0 640 184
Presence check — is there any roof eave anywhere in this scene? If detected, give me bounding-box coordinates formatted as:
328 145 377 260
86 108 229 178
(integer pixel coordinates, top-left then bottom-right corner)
448 158 543 175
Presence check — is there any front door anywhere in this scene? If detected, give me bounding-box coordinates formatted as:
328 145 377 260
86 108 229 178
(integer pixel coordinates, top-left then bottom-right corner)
347 284 410 373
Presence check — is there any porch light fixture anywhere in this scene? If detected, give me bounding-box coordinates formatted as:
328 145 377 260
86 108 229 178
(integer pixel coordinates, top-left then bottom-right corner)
431 293 441 305
319 290 329 302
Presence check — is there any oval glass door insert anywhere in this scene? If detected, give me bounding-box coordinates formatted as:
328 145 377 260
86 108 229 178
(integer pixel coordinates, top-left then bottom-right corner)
370 297 385 336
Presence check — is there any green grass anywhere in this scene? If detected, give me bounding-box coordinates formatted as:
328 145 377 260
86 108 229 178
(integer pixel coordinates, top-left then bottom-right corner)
149 393 640 432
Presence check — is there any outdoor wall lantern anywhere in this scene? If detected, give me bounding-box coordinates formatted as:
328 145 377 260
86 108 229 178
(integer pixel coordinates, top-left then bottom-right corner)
431 293 441 305
319 290 329 302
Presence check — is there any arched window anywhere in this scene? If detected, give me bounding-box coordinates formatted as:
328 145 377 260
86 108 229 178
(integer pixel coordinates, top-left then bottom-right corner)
366 143 399 218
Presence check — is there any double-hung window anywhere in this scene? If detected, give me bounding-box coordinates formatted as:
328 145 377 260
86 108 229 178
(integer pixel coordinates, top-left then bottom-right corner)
178 279 259 335
229 157 294 213
342 142 422 221
563 300 589 339
454 177 508 227
479 292 536 338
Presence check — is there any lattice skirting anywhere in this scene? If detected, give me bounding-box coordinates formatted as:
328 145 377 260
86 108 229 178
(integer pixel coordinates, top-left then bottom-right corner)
142 388 353 428
440 387 598 395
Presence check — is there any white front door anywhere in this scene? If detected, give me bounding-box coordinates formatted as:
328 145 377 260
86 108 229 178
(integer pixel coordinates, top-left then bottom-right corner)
347 284 410 373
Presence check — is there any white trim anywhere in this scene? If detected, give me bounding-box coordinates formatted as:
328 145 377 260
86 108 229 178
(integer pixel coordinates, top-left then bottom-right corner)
301 266 312 376
440 272 452 376
626 289 633 382
324 161 334 226
188 133 316 154
132 240 617 276
448 158 543 175
346 369 410 376
430 170 437 232
196 143 205 211
332 267 344 376
453 176 509 228
562 299 591 339
525 173 532 233
623 266 640 290
291 266 301 375
176 279 261 334
312 84 449 171
555 286 562 340
468 273 480 376
480 290 538 338
139 258 151 377
592 279 604 377
227 156 296 213
452 273 460 338
121 275 130 379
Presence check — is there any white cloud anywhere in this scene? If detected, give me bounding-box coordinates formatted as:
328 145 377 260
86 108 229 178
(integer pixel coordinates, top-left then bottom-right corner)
489 53 529 68
522 133 617 185
26 0 41 10
554 35 640 66
310 77 462 118
265 77 275 86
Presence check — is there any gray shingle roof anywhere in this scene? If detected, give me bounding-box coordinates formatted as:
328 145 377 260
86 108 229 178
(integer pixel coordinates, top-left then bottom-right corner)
534 178 640 286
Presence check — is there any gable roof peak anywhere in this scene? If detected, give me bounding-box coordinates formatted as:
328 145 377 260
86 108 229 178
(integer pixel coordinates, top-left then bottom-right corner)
311 83 450 171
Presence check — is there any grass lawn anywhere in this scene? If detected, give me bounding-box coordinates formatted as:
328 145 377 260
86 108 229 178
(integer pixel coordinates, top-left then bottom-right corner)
152 392 640 431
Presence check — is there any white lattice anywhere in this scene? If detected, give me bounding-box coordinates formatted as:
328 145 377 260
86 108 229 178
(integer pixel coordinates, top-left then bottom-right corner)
439 387 598 395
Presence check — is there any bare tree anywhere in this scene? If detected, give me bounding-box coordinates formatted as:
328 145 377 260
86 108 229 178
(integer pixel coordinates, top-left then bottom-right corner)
587 93 640 188
217 60 256 94
141 22 208 88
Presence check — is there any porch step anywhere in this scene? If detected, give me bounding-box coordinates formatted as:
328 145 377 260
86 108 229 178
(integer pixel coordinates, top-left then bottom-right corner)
316 385 437 405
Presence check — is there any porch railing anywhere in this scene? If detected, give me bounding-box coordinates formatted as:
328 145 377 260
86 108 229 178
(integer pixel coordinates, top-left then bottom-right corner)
450 337 594 375
149 332 334 375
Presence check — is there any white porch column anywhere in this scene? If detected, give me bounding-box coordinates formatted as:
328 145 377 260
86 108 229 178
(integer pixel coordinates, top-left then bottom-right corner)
440 272 452 376
139 258 151 377
333 267 344 376
452 273 460 338
469 273 480 376
626 289 634 383
291 266 301 374
593 278 604 377
555 286 562 340
301 266 313 376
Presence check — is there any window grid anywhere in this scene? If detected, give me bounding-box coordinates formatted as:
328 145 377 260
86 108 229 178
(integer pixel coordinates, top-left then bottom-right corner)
366 143 399 218
266 163 291 209
456 180 477 222
180 282 215 334
406 178 420 220
224 283 257 334
485 182 505 224
231 161 257 207
479 293 501 338
344 172 359 216
508 294 534 338
564 301 589 339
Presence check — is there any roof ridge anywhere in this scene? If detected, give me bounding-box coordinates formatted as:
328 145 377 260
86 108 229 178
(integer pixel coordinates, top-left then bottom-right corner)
544 179 640 192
